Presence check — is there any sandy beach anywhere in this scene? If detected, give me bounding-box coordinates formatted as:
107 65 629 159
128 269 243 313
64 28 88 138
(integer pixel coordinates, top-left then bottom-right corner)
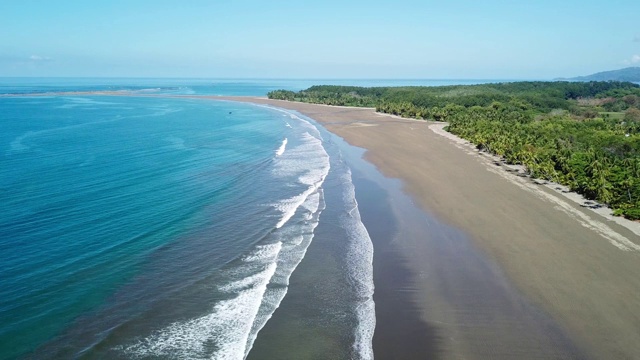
212 97 640 359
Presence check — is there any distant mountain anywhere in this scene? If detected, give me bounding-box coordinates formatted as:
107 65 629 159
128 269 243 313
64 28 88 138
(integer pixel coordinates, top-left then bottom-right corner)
557 67 640 82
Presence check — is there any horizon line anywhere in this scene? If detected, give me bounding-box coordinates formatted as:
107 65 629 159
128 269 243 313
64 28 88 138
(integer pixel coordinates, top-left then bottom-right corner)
0 76 549 81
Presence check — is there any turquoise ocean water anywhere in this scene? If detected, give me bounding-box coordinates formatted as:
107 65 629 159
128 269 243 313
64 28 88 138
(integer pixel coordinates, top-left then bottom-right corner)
0 78 498 359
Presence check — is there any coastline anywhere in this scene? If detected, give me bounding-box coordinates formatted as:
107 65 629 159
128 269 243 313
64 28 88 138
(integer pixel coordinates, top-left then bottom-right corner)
12 91 640 357
215 97 640 359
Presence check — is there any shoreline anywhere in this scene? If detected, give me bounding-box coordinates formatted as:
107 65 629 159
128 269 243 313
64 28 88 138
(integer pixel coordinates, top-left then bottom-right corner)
11 92 640 358
251 103 581 358
214 97 640 359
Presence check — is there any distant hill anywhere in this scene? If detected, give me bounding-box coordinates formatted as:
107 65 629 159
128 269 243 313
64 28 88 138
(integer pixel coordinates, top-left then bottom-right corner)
558 67 640 82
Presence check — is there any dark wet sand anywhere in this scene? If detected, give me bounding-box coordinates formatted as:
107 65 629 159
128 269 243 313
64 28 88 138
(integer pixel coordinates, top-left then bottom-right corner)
354 175 441 359
213 97 640 360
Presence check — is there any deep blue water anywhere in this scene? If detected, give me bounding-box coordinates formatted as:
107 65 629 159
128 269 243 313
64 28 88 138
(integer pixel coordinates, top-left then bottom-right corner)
0 78 499 359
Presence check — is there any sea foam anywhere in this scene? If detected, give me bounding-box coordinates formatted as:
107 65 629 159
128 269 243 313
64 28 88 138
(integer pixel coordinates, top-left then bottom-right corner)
275 138 287 157
268 106 375 359
123 243 282 360
272 132 330 229
243 188 326 357
341 169 376 360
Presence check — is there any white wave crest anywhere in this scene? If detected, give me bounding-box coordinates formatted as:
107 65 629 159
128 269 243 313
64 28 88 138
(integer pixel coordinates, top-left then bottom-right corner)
340 168 376 360
272 132 330 229
274 187 318 229
302 192 321 216
241 242 283 263
123 244 282 360
275 138 287 157
243 189 326 356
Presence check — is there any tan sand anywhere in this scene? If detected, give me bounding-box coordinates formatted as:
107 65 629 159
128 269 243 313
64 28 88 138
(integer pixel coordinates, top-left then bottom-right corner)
213 97 640 359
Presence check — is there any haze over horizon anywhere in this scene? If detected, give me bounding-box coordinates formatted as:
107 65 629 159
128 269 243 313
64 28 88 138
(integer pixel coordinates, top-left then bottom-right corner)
1 0 639 79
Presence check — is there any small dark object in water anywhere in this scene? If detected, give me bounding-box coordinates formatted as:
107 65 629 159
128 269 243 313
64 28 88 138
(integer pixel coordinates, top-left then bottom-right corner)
229 111 232 114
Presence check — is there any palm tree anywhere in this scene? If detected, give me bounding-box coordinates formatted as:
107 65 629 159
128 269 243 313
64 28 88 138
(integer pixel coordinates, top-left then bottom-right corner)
587 154 613 204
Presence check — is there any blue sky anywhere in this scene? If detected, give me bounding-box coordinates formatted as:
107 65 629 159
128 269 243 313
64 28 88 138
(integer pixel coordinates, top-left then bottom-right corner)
1 0 639 79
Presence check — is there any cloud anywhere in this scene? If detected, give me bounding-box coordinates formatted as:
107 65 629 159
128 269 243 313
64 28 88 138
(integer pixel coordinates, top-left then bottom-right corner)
29 55 52 61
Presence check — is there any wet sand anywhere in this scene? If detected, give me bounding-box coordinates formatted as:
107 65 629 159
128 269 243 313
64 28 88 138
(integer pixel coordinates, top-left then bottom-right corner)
214 97 640 359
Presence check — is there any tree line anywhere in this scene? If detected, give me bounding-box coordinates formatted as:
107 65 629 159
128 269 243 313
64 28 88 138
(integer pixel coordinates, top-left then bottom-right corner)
269 81 640 219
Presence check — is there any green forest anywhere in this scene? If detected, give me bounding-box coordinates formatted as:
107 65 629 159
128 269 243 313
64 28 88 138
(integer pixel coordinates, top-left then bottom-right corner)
268 81 640 220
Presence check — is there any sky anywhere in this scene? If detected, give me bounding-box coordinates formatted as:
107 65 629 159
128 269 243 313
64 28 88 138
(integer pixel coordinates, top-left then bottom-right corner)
1 0 639 79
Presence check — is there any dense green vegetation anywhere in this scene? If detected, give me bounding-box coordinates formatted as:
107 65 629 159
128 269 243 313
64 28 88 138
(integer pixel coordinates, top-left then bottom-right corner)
268 81 640 219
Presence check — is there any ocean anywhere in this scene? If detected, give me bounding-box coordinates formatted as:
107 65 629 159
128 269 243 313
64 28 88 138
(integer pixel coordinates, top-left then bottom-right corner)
0 78 495 359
